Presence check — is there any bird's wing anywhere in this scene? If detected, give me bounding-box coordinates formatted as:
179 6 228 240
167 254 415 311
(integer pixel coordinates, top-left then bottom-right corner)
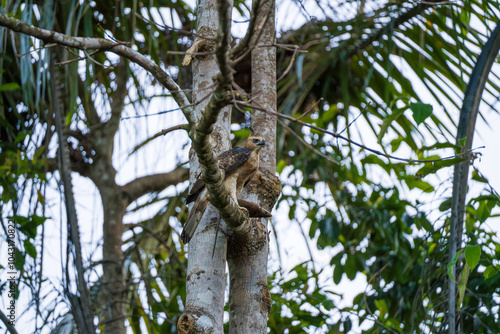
185 147 251 204
218 147 251 174
185 178 205 204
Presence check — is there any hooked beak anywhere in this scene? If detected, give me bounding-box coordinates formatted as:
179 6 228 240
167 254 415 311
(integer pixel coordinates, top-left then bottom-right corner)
257 139 266 147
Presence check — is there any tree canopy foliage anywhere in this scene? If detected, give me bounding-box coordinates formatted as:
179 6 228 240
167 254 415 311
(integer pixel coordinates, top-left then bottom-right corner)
1 0 500 333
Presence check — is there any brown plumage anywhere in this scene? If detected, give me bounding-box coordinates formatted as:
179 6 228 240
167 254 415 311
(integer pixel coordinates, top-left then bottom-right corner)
181 134 266 243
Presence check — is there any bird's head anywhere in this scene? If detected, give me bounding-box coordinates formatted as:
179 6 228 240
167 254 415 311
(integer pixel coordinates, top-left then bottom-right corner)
246 135 266 151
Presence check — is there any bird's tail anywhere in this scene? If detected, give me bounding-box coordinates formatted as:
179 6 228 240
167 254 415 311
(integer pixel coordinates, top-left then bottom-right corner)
181 189 209 243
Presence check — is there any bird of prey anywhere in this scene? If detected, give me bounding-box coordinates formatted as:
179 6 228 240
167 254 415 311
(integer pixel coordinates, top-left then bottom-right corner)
181 134 266 243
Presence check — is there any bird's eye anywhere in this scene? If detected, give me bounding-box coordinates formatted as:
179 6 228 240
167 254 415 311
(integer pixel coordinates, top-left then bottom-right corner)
253 139 259 143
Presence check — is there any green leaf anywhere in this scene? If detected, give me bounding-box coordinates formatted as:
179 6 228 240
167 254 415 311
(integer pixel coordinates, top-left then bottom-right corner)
483 265 499 279
24 239 37 259
317 214 340 248
0 82 20 91
439 197 452 212
333 265 343 284
457 263 470 309
277 159 287 174
15 248 25 270
465 244 481 270
410 102 433 124
415 213 434 232
447 249 464 281
11 215 47 239
345 255 357 280
403 176 434 193
471 170 488 183
377 107 405 142
458 136 467 147
374 299 389 319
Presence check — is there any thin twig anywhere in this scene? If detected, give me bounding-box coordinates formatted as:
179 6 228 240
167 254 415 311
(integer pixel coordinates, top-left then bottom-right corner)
297 98 323 120
97 23 130 45
295 218 316 271
155 124 189 137
17 43 57 57
125 223 173 251
338 105 367 136
277 45 299 82
277 118 339 165
84 50 110 68
231 0 274 65
416 0 459 5
261 43 310 52
134 12 216 41
212 217 222 259
167 50 213 56
229 0 262 59
56 49 108 68
236 100 483 164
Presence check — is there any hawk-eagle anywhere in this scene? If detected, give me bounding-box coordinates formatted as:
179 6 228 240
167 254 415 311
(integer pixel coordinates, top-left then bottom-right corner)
181 134 266 243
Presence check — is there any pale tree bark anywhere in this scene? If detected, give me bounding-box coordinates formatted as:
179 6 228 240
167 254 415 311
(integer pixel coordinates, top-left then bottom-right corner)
227 0 281 332
177 0 233 333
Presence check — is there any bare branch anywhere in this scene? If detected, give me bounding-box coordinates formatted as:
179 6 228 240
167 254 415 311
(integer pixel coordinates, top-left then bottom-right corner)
107 60 129 134
0 14 196 125
229 0 261 59
215 0 233 81
17 42 57 57
416 0 460 5
129 124 189 155
296 98 323 120
121 168 189 204
55 49 102 66
239 101 480 164
77 77 101 126
230 0 274 65
277 118 339 165
191 89 250 233
277 45 299 82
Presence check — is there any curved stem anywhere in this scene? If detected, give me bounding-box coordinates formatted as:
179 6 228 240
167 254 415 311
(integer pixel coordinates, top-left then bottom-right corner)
448 21 500 334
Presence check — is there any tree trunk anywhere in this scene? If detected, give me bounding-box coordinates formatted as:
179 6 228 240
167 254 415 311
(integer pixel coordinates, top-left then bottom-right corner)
178 0 232 332
228 0 280 332
91 157 128 334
